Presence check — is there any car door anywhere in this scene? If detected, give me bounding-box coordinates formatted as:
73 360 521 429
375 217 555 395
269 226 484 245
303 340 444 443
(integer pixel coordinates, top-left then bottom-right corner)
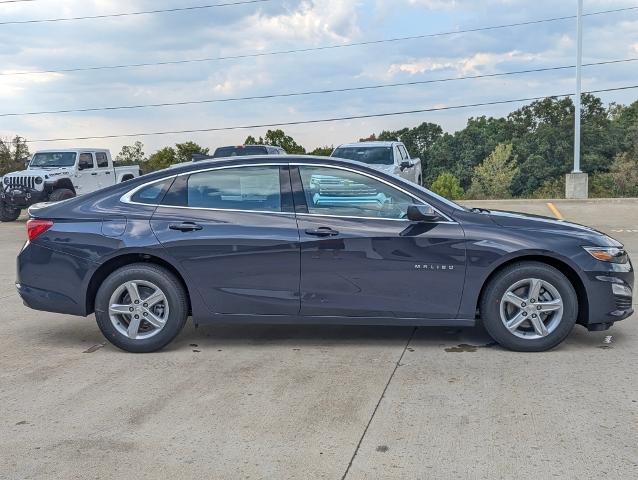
292 163 466 319
150 163 301 316
75 152 100 194
94 151 113 189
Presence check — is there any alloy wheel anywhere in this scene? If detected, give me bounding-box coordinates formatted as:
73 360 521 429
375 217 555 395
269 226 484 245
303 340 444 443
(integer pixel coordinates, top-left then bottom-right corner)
108 280 170 340
499 277 564 340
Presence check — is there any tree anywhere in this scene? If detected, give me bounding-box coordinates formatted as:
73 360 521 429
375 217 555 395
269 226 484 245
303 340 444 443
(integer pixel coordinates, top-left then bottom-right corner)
145 146 177 172
308 146 333 156
467 143 518 199
0 136 30 176
243 129 306 154
175 141 209 163
115 141 145 165
430 172 464 200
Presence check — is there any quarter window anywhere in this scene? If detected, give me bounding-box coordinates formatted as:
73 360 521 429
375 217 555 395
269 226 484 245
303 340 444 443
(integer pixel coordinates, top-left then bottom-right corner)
186 166 282 212
298 166 420 220
96 152 109 168
130 179 173 205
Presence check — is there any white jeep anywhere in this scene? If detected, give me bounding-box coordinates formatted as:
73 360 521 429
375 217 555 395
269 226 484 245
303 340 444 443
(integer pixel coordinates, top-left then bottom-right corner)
1 148 140 222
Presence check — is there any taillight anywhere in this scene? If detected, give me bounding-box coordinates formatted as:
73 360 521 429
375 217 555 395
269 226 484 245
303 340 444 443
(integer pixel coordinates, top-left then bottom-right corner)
26 219 53 241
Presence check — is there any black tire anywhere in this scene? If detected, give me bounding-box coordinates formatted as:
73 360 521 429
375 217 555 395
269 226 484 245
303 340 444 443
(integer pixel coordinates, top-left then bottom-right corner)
480 261 578 352
95 263 189 353
49 188 75 202
0 201 21 222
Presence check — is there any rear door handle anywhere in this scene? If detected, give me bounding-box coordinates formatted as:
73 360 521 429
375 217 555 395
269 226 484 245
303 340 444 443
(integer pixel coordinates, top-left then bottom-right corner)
305 227 339 237
169 222 203 232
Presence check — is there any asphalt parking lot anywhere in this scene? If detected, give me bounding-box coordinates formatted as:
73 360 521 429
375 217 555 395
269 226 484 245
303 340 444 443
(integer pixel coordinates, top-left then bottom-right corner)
1 199 637 479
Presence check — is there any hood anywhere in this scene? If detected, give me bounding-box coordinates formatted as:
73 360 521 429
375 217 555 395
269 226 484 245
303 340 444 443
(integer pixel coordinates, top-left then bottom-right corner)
487 209 622 247
5 167 73 180
366 164 396 175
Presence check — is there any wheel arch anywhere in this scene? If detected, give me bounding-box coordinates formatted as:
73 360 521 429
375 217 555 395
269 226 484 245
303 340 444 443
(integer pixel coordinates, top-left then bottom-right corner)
476 254 589 326
85 253 192 315
51 178 76 194
120 174 135 182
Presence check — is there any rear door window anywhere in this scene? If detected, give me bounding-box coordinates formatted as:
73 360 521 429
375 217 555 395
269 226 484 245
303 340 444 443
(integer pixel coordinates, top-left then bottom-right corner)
96 152 109 168
186 166 282 212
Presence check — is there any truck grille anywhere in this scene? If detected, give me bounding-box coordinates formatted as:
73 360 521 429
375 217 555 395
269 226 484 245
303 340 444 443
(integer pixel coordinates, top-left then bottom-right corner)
5 176 38 189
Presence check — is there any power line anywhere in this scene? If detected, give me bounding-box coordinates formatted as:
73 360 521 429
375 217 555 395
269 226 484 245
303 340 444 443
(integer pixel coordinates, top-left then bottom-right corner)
2 5 637 76
0 0 271 25
0 0 38 3
22 84 638 144
2 57 637 118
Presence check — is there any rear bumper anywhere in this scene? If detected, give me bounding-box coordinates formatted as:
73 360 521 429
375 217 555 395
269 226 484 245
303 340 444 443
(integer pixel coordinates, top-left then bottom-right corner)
16 242 96 316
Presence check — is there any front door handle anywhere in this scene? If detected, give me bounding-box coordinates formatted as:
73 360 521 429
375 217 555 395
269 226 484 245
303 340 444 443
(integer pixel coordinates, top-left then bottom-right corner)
169 222 203 232
305 227 339 237
91 172 98 176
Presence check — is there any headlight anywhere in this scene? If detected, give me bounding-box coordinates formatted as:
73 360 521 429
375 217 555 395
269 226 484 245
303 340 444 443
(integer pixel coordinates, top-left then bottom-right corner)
583 246 628 264
35 177 43 185
3 177 8 185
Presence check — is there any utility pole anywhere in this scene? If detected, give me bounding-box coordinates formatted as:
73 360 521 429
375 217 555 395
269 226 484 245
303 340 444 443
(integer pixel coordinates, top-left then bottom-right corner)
566 0 588 198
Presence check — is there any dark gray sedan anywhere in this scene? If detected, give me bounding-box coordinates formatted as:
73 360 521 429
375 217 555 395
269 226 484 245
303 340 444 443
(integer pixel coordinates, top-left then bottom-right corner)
16 156 634 352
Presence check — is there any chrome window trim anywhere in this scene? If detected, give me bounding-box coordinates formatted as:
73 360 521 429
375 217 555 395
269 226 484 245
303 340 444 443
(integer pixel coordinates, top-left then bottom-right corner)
291 162 456 223
120 161 456 223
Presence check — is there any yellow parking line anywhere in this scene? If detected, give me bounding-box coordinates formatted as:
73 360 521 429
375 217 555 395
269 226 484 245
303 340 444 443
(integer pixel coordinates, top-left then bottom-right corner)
546 202 564 220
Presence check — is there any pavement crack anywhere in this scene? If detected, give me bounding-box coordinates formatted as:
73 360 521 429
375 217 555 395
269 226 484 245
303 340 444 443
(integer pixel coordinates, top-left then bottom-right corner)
340 326 417 480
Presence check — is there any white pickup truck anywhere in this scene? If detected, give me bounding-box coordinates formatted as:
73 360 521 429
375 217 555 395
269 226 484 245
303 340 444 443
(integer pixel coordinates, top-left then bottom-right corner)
331 141 422 185
1 148 140 222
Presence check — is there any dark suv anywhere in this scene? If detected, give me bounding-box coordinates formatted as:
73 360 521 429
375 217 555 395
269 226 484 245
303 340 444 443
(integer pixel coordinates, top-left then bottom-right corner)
211 145 286 158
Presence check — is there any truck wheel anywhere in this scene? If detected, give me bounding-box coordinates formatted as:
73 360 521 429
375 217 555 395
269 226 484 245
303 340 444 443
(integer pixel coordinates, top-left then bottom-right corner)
0 201 21 222
49 188 75 202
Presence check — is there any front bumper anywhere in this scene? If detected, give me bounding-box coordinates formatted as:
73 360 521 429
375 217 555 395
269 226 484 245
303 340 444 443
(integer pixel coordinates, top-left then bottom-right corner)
582 261 634 329
1 186 46 209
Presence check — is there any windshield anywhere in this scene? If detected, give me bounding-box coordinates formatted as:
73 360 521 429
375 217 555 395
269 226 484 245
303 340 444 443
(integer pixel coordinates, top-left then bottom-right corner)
30 152 77 168
332 146 394 165
212 146 269 158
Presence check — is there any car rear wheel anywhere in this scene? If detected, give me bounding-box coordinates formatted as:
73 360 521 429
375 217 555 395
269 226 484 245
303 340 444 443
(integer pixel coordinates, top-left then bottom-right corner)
0 201 21 222
480 262 578 352
95 263 188 353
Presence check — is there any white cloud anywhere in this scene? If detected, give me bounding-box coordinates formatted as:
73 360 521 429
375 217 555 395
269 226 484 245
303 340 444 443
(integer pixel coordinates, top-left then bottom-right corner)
388 50 540 77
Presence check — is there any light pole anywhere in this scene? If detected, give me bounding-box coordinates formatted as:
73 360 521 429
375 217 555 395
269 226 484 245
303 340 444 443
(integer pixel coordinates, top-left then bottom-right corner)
566 0 588 198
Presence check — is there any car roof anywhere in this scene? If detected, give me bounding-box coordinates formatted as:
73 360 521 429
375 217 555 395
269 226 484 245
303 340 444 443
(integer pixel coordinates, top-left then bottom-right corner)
34 148 110 153
336 141 399 148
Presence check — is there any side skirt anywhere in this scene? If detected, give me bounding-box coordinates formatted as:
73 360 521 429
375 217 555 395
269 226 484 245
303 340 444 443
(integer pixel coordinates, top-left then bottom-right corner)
193 313 476 327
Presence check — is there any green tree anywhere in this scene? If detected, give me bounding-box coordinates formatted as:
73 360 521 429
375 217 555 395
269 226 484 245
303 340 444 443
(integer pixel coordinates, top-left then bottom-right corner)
243 129 306 154
308 145 334 156
145 146 177 172
0 136 30 176
467 143 518 199
175 141 209 163
430 172 464 199
115 141 145 165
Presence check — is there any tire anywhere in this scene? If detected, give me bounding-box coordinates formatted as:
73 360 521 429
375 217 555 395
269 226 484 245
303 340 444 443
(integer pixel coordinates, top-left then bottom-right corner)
95 263 189 353
48 188 75 202
480 261 578 352
0 201 21 222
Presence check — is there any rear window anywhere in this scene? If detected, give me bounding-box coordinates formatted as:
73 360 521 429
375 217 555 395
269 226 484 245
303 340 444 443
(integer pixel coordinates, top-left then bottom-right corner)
332 146 394 165
212 146 269 158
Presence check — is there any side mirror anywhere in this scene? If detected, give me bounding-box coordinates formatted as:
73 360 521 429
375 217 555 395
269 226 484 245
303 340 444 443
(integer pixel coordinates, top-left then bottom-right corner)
399 160 411 170
407 204 441 222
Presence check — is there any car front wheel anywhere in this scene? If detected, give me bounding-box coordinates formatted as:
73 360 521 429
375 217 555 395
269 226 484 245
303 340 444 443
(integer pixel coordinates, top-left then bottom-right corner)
95 263 188 353
480 262 578 352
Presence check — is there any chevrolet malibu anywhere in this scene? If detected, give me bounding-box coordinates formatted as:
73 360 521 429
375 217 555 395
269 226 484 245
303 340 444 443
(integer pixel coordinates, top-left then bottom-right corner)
16 156 633 352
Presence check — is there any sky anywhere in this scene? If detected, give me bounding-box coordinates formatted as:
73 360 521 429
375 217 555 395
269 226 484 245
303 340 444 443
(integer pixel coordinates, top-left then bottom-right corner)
1 0 637 157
